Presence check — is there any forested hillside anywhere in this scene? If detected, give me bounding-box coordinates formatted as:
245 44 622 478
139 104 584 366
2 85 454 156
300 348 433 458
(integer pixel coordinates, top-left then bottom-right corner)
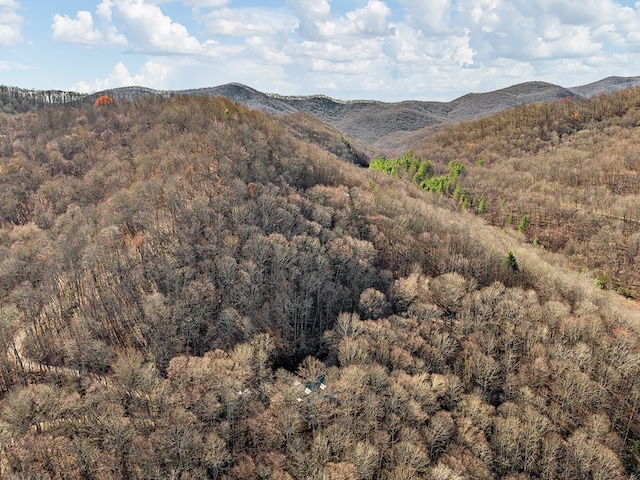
0 95 639 479
384 86 640 300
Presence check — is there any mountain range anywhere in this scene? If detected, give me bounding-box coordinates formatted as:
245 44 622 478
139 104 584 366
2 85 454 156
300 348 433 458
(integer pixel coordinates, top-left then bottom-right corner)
2 75 640 152
2 73 640 479
99 75 640 149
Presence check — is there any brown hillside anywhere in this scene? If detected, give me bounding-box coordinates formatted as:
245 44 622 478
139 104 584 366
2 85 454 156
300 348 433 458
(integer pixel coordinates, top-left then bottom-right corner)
407 85 640 298
4 76 640 154
0 95 639 478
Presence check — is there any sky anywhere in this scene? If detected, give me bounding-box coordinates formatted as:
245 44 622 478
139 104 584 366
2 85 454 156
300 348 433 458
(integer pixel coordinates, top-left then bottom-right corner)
2 0 640 102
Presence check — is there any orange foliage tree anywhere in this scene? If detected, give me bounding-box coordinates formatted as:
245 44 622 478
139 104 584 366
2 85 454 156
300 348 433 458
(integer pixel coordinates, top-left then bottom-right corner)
95 95 114 107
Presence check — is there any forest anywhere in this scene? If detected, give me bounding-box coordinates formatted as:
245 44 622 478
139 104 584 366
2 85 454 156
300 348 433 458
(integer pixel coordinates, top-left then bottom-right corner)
403 87 640 299
0 90 639 479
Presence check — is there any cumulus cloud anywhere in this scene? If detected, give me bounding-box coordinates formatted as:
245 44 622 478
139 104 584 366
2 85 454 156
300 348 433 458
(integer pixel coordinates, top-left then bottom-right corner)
533 0 633 25
52 0 219 55
150 0 228 6
287 0 330 40
245 36 292 64
204 7 297 37
110 0 204 54
44 0 640 101
0 0 22 46
290 0 394 40
52 11 102 45
399 0 452 36
181 0 228 6
295 37 385 62
455 0 607 62
52 10 126 46
311 58 371 74
75 60 173 92
341 0 395 37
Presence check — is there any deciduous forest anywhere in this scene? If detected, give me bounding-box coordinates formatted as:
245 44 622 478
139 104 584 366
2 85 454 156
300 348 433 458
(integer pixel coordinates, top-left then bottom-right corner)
407 87 640 298
0 90 639 479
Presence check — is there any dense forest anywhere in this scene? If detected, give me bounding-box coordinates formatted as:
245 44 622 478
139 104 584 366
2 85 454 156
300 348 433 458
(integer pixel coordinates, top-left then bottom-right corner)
393 87 640 299
0 92 639 479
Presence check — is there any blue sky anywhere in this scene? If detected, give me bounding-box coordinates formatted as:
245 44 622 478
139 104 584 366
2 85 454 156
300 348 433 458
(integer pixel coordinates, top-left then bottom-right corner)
2 0 640 101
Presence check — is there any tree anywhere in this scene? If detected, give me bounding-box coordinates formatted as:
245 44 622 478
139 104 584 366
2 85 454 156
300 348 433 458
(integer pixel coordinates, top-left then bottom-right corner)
426 411 456 461
429 272 472 320
95 95 113 107
518 215 529 233
504 251 519 272
358 288 391 320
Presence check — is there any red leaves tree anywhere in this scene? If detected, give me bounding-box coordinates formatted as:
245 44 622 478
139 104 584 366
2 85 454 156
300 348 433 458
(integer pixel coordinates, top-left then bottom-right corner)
95 95 113 107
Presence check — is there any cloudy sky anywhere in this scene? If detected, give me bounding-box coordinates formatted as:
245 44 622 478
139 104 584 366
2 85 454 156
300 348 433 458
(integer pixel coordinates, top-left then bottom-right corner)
1 0 640 101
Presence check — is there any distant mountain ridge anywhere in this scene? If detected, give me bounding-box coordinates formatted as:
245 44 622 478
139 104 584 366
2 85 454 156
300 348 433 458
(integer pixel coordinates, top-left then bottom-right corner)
2 76 639 148
89 76 640 146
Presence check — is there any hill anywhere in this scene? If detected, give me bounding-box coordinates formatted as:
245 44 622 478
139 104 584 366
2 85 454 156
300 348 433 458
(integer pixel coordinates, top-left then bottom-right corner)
377 83 640 302
95 78 640 149
0 91 639 478
569 75 640 97
2 76 640 152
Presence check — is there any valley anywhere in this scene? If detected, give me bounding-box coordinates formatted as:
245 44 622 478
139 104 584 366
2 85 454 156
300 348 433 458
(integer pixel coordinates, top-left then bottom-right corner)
0 81 638 479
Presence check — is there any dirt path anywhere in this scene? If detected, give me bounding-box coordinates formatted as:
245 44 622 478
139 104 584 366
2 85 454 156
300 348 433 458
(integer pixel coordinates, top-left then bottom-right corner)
7 328 116 392
1 326 158 452
572 204 640 226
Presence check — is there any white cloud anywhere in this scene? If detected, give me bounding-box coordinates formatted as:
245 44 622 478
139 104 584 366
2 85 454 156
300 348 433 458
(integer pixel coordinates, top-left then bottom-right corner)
343 0 395 37
545 25 602 58
110 0 204 54
52 10 126 47
534 0 633 25
289 0 393 40
311 58 371 74
149 0 228 6
455 0 608 62
446 28 475 65
52 11 102 45
245 36 292 64
75 60 173 92
136 59 173 83
0 0 22 46
182 0 228 6
97 0 115 21
315 0 395 38
382 24 421 62
399 0 452 36
287 0 331 40
204 7 297 37
75 62 133 92
32 0 640 102
288 0 330 20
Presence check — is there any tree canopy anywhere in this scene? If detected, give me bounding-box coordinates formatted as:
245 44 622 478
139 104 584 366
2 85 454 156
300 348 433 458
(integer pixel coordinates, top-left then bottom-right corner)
0 93 639 479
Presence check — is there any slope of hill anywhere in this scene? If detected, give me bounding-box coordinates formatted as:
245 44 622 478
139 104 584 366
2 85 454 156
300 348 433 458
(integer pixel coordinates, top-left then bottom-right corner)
99 80 613 147
0 92 639 478
397 83 640 301
447 81 577 121
2 76 639 152
569 75 640 97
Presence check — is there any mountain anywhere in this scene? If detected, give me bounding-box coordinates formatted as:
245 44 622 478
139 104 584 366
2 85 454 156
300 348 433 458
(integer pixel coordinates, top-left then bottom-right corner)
446 81 577 121
569 75 640 97
101 81 586 147
101 79 626 148
1 85 640 479
2 76 639 151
